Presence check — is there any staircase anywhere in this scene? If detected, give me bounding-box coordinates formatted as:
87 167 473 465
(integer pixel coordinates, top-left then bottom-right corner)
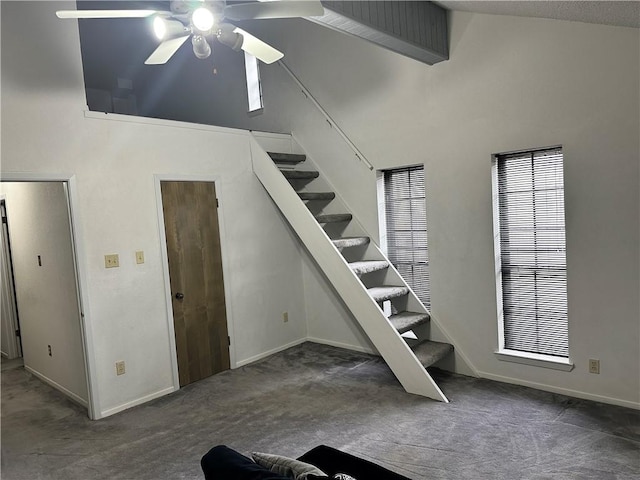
251 140 453 402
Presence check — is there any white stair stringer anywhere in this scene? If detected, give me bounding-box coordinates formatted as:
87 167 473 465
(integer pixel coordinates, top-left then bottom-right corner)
250 136 449 402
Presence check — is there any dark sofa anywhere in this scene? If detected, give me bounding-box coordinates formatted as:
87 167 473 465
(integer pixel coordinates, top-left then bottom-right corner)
201 444 412 480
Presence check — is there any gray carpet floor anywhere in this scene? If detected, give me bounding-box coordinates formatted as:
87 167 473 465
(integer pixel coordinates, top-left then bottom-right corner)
2 343 639 479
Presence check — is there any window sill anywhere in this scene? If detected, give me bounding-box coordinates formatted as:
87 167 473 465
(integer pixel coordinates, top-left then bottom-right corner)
495 349 574 372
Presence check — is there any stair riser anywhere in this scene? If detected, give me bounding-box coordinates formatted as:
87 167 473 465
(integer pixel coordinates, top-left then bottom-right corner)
389 312 430 334
332 237 370 249
298 192 336 201
349 261 389 276
409 341 454 368
268 152 306 164
368 286 410 303
282 171 320 180
315 214 352 224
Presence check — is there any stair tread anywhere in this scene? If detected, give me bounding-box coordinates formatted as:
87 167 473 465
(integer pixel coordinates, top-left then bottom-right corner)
282 170 319 180
409 340 454 368
332 237 370 248
268 152 306 164
298 192 336 201
349 260 389 275
315 213 352 223
367 286 410 302
389 311 430 334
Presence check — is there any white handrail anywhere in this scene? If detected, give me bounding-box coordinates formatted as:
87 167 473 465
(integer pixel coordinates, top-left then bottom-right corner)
277 60 374 171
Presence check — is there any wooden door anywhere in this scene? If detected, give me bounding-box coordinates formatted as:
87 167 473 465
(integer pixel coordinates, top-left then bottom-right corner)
161 181 230 387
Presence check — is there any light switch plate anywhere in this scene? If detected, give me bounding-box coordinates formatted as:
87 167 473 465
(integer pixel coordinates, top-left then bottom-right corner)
116 361 126 375
105 254 119 268
135 250 145 264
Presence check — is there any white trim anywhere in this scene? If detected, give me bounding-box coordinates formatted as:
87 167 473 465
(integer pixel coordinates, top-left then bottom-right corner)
153 177 180 390
0 173 77 182
495 349 574 371
100 386 176 418
153 174 238 392
0 174 99 420
250 131 295 142
25 365 88 408
65 176 101 419
478 370 639 410
83 110 251 137
235 338 307 367
306 337 377 356
0 194 21 360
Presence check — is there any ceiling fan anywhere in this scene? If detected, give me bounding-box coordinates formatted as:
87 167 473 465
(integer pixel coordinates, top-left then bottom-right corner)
56 0 324 65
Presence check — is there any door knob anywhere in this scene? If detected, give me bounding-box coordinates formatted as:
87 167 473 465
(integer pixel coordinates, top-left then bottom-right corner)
175 292 184 300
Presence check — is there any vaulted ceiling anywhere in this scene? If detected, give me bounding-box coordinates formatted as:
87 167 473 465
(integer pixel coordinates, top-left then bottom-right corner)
76 1 639 131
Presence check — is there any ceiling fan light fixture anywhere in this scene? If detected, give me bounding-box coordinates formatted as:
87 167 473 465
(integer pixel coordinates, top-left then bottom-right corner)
153 16 186 40
192 7 215 33
217 25 244 52
192 35 212 60
153 16 167 39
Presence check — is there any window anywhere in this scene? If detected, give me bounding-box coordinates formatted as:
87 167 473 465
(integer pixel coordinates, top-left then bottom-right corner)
382 166 430 309
492 147 568 359
244 52 263 113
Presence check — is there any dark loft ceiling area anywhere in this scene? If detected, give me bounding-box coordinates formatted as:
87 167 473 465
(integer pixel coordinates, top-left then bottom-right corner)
76 1 262 129
74 0 452 131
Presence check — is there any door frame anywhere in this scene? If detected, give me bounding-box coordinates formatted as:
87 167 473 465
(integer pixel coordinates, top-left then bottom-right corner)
0 195 22 359
154 174 237 391
0 173 99 420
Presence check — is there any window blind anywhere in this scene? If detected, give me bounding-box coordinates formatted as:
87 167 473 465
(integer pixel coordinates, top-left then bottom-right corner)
384 166 430 309
495 147 568 357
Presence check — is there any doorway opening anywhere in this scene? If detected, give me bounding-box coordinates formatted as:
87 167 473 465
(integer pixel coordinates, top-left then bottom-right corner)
0 181 92 417
1 199 23 362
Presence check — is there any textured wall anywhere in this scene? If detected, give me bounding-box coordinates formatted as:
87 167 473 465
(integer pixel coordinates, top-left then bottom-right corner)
1 1 308 418
247 13 640 407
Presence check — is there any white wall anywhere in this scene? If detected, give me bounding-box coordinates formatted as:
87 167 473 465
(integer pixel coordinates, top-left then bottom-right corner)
0 182 88 404
3 1 637 412
1 1 308 418
247 13 640 407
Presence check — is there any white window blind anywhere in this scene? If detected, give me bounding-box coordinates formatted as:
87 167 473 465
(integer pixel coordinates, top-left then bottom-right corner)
384 166 430 309
494 147 568 357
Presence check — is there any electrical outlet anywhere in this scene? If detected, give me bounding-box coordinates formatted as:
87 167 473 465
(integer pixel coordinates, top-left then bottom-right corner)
104 254 119 268
116 361 126 376
282 311 289 323
589 359 600 374
48 345 52 356
135 250 145 264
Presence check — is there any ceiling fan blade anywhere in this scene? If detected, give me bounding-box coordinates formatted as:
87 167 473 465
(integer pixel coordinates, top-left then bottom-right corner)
224 1 324 21
56 10 167 19
144 35 191 65
234 27 284 64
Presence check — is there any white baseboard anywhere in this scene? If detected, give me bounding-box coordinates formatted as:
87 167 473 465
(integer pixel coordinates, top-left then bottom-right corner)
478 370 640 410
306 337 378 356
235 338 308 368
99 386 177 419
24 365 88 408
